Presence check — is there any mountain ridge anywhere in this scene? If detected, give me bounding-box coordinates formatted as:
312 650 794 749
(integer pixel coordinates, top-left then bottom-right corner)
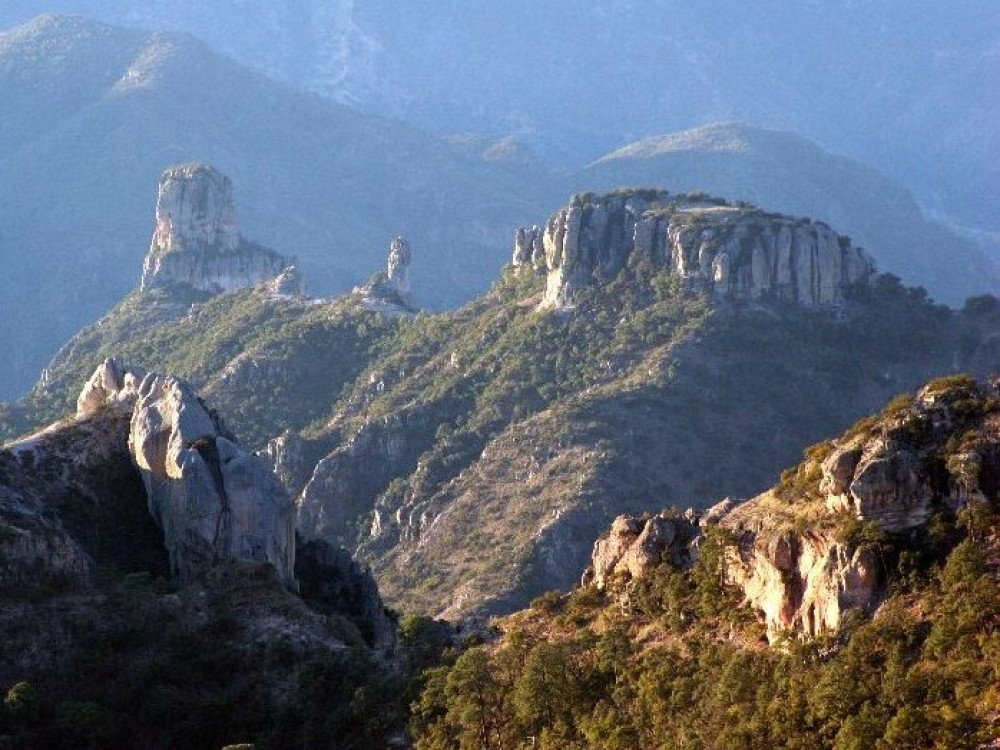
8 177 998 619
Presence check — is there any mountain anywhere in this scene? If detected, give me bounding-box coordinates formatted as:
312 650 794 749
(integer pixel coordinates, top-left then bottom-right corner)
2 14 993 403
413 373 1000 748
576 123 998 306
12 182 1000 621
0 358 407 748
0 14 542 399
0 1 995 240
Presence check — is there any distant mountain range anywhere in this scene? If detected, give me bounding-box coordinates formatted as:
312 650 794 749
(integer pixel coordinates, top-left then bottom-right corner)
1 0 995 241
0 14 544 398
0 13 994 402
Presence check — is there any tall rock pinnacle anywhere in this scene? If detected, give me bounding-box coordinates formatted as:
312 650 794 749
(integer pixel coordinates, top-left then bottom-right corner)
387 235 412 297
140 164 297 294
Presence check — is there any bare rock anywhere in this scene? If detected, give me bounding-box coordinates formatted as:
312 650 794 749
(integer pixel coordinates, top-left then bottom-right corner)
352 236 418 312
615 515 678 581
387 236 412 298
75 359 297 587
725 516 881 641
140 164 295 295
588 512 697 589
520 190 876 310
590 515 642 588
266 265 305 297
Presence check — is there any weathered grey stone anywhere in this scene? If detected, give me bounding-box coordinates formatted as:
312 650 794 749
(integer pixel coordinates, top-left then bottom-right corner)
77 359 297 587
140 164 295 294
519 191 876 309
387 235 412 297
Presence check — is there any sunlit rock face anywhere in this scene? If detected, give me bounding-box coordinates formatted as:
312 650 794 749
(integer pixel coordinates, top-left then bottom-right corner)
140 163 295 294
77 358 298 587
515 190 876 310
587 375 1000 642
387 235 412 298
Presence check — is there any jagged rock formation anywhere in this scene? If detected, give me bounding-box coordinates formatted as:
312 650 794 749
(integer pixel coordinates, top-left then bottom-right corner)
512 225 545 270
77 358 297 586
140 164 297 295
587 375 1000 641
387 235 412 297
516 191 876 309
352 235 416 311
585 511 700 590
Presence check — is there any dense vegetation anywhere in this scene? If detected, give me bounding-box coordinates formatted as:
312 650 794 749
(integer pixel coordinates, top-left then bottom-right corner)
0 563 410 750
4 287 404 449
410 424 1000 750
345 265 980 614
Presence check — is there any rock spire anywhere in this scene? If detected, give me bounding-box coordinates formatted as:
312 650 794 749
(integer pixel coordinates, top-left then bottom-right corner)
387 235 412 298
140 163 297 294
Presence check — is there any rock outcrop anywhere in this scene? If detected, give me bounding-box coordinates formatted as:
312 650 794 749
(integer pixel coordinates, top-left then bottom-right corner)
586 375 1000 641
585 512 700 590
140 164 296 294
515 190 876 309
352 235 416 311
77 358 297 587
724 522 881 640
387 235 412 298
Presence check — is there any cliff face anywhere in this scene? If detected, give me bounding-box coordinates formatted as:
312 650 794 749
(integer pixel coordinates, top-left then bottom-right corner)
77 358 298 587
140 164 296 295
587 375 1000 641
516 191 876 309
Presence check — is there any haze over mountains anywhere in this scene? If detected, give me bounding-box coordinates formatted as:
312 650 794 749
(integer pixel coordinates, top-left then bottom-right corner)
11 170 999 617
0 14 544 398
1 0 996 239
2 7 1000 747
1 11 996 403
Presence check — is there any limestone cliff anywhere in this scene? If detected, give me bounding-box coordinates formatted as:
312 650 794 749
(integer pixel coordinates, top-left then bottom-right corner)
140 164 297 295
587 375 1000 641
77 358 297 587
516 190 876 309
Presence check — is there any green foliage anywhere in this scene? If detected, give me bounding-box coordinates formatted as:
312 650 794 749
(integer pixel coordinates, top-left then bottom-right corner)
17 289 403 449
0 572 403 750
412 512 1000 750
530 590 563 614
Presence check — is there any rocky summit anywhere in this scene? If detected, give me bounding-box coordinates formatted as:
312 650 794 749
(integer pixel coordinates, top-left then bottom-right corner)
586 374 1000 642
517 190 876 309
140 163 296 295
75 358 297 586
